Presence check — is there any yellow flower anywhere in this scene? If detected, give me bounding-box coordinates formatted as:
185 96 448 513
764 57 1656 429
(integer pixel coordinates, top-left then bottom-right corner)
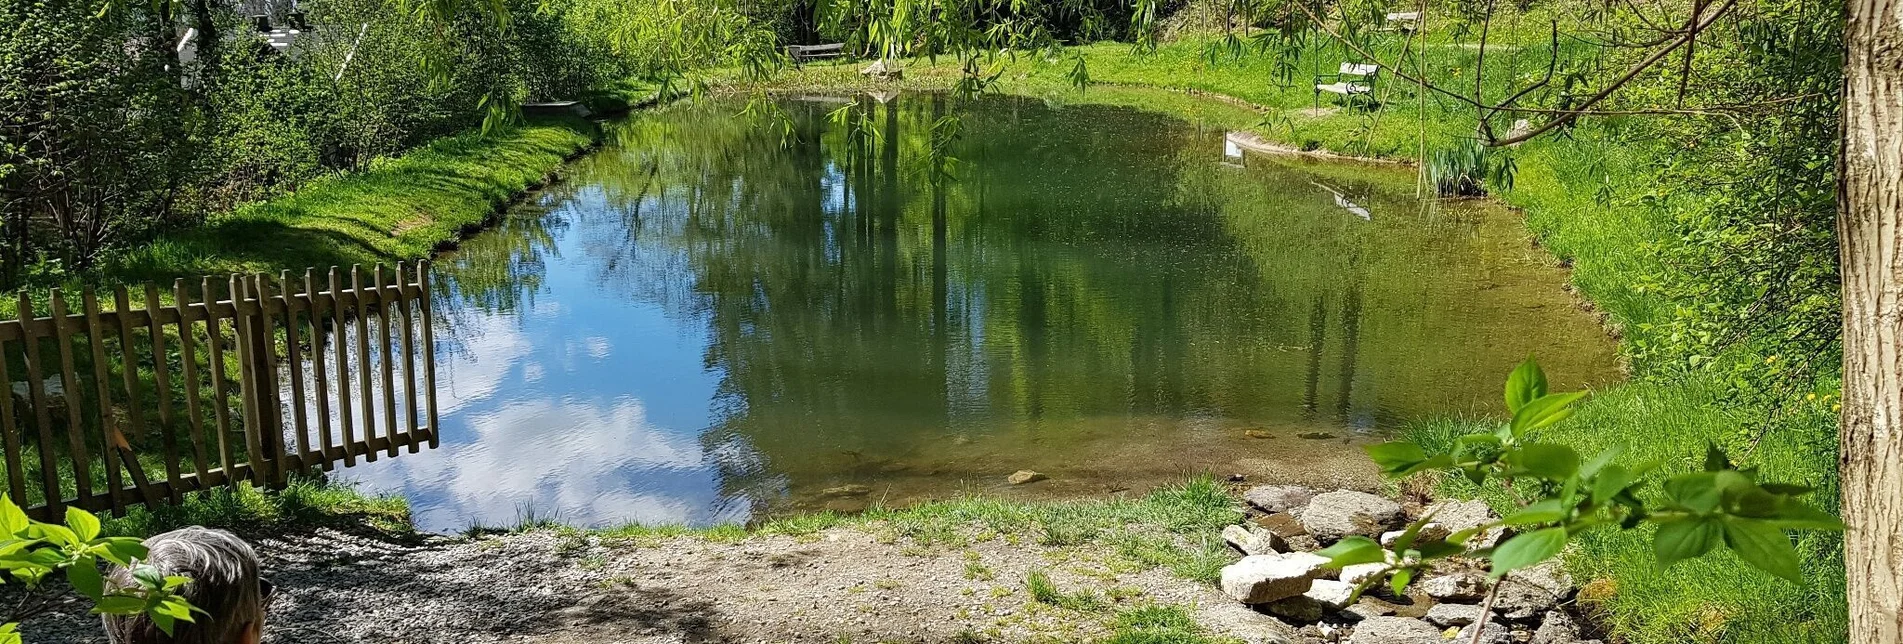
1807 393 1817 401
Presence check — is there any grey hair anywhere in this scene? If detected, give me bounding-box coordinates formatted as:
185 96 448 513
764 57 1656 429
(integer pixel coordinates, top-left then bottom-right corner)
102 527 264 644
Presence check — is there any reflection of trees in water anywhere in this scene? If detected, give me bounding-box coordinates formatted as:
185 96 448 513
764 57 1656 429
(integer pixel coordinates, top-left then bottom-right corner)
418 93 1618 513
427 205 566 368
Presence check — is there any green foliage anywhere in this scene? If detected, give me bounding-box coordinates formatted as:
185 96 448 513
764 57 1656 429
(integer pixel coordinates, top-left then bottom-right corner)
1023 569 1105 612
0 495 198 640
1324 358 1841 596
1425 138 1515 197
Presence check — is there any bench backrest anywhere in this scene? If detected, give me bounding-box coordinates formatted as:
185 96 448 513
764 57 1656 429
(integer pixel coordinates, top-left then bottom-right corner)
788 43 845 54
1385 11 1421 21
1340 63 1379 77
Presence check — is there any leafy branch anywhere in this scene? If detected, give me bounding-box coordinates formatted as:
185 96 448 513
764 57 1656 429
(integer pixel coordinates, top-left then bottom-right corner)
0 496 200 643
1317 357 1842 626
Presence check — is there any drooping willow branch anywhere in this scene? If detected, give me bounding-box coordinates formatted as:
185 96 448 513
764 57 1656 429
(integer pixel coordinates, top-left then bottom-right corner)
1289 0 1746 146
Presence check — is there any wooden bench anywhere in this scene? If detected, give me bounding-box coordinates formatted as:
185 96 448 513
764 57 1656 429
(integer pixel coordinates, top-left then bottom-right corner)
1314 62 1380 108
786 43 847 68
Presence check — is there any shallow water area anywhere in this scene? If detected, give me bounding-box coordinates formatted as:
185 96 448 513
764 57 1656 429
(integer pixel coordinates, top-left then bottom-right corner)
348 92 1621 532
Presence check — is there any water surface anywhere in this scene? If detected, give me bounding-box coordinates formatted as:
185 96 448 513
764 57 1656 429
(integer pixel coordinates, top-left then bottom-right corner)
351 93 1620 532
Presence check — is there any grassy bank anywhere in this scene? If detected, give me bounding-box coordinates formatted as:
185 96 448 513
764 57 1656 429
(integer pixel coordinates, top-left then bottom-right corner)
734 40 1841 643
105 118 599 284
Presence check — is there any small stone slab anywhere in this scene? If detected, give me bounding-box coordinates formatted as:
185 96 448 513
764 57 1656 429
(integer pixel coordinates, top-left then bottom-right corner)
1347 616 1441 644
1457 620 1515 644
1425 602 1484 627
1419 571 1489 602
1219 553 1326 604
1006 470 1047 485
1301 490 1404 542
1243 485 1318 513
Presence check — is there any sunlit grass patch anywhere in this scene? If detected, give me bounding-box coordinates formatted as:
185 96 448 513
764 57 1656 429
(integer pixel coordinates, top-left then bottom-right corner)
103 475 410 538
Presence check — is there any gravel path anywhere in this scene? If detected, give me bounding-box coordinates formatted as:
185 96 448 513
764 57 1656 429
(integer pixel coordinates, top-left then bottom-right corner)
25 524 1291 643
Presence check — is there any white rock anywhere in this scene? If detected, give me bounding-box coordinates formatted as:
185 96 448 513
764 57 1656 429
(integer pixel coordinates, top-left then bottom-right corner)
1457 620 1514 644
1420 571 1489 602
1495 562 1574 621
1427 498 1503 548
1220 553 1325 604
1425 602 1484 627
1304 579 1357 609
1267 595 1326 622
1341 562 1389 586
1301 490 1404 542
1243 485 1318 513
1347 616 1441 644
1379 522 1450 547
1223 524 1287 555
1532 610 1582 644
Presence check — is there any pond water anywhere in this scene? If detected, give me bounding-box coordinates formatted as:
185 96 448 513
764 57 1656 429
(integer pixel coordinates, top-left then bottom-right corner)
348 93 1621 532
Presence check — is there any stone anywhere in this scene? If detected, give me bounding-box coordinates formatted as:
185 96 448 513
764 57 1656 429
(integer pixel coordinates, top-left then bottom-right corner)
1457 620 1515 644
1419 571 1490 603
1254 512 1309 538
1304 579 1357 609
1531 610 1581 644
1267 595 1326 622
1223 524 1289 555
1244 485 1318 514
1220 553 1327 604
1301 490 1404 542
1424 603 1484 628
1346 616 1441 644
859 59 903 80
1494 562 1574 621
1340 563 1389 586
1006 470 1047 485
1284 535 1322 552
1344 600 1394 620
1427 498 1504 548
1379 522 1450 548
820 484 871 498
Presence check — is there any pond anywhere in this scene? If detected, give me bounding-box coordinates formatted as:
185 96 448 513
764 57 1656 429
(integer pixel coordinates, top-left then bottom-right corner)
349 92 1622 532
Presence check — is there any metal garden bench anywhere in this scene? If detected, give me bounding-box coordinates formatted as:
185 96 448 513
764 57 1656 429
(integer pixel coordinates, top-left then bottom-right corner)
1314 62 1380 108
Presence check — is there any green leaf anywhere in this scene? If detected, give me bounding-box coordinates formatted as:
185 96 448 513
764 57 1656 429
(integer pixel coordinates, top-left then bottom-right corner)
0 496 27 535
28 523 78 547
1590 464 1636 504
132 564 166 590
1364 442 1428 475
65 507 100 542
1581 445 1623 479
1392 513 1438 552
1388 566 1415 596
1663 472 1723 514
1653 517 1723 565
95 538 147 567
91 596 147 614
150 611 176 636
1490 527 1567 577
1760 503 1845 531
66 556 103 598
0 623 17 644
1703 443 1730 472
1722 518 1802 583
1504 356 1547 414
1509 443 1581 481
1502 499 1568 526
1509 392 1587 436
1414 539 1464 560
1316 536 1386 568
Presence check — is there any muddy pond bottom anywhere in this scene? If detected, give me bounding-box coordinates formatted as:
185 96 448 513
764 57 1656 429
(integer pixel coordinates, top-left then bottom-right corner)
344 92 1620 532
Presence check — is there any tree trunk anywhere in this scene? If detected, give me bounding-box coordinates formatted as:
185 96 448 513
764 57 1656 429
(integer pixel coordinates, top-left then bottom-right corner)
1839 0 1903 640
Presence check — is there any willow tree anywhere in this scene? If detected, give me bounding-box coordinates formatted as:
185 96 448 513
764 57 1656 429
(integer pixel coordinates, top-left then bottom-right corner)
1839 0 1903 638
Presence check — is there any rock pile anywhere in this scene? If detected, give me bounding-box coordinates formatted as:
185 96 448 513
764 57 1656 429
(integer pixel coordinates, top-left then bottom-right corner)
1218 485 1606 644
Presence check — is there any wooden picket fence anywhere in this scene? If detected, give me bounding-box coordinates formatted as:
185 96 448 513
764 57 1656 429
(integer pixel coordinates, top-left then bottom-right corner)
0 262 440 519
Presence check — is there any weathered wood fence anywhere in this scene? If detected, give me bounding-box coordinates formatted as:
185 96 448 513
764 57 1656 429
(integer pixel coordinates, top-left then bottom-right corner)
0 262 439 519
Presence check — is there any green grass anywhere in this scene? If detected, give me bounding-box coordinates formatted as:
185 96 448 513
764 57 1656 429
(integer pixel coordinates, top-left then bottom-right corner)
1107 605 1240 644
736 35 1841 644
101 475 411 538
104 117 598 285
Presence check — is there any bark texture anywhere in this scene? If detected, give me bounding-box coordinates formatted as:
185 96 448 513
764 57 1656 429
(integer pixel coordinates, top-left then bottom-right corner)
1841 0 1903 640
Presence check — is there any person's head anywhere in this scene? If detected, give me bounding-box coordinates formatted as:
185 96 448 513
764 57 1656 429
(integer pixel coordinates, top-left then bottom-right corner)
101 527 268 644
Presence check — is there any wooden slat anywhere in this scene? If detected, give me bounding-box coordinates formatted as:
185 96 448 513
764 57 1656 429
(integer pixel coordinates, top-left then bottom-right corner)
17 293 61 515
330 268 356 466
398 262 421 452
49 290 96 511
376 264 399 457
0 338 24 503
144 284 183 503
419 260 440 448
202 277 237 483
173 280 214 485
253 274 289 483
278 271 311 473
111 287 150 442
305 269 336 471
82 289 128 515
352 266 378 463
232 276 272 486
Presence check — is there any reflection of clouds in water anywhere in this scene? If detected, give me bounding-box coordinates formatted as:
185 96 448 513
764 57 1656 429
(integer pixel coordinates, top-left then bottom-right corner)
349 396 741 530
579 336 613 360
434 317 534 417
